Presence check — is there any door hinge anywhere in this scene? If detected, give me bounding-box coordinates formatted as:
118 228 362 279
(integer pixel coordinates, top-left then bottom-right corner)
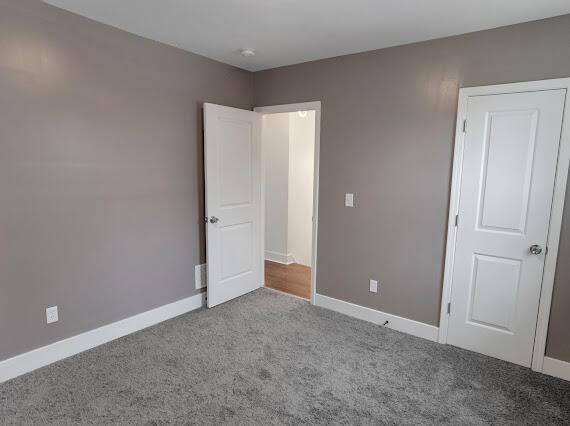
454 214 459 227
462 119 467 133
447 302 451 315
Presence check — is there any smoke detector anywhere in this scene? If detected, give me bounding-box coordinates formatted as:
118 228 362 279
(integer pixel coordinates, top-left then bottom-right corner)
240 48 256 57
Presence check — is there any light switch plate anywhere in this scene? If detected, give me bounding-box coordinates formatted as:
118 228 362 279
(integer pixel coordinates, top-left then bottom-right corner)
345 193 354 207
46 306 59 324
369 279 378 293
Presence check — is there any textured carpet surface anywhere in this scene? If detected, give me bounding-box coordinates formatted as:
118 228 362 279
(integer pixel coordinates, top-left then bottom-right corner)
1 288 569 425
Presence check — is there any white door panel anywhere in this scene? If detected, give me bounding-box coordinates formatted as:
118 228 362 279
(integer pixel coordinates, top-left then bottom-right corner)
479 109 538 232
204 103 262 308
448 89 566 366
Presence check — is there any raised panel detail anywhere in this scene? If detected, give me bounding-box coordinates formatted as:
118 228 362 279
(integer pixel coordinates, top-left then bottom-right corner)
220 222 252 282
219 119 252 208
468 254 521 332
478 110 538 233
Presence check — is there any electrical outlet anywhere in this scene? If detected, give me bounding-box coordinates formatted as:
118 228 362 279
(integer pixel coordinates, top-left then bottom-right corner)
369 279 378 293
46 306 59 324
195 263 207 289
345 193 354 207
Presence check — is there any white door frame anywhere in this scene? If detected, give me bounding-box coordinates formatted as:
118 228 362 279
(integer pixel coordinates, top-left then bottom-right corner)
438 78 570 373
254 101 322 305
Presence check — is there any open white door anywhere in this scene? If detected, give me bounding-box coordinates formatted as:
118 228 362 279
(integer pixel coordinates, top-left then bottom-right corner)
204 103 262 308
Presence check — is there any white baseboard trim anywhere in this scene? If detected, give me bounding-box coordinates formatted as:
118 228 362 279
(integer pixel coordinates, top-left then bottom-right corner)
314 294 439 342
542 357 570 381
265 250 294 265
0 292 206 384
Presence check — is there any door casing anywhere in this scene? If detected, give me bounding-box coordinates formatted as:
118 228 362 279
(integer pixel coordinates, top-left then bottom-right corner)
439 78 570 373
254 101 322 305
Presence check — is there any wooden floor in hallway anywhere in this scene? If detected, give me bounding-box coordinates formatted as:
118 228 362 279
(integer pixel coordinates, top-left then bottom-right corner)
264 260 311 299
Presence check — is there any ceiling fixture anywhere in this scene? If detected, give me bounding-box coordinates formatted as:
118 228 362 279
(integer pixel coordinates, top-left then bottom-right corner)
240 48 256 57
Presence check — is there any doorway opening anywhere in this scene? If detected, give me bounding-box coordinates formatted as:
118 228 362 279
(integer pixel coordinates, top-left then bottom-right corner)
255 102 321 302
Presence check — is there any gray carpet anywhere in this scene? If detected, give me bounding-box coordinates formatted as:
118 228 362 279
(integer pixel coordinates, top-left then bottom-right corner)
1 289 569 425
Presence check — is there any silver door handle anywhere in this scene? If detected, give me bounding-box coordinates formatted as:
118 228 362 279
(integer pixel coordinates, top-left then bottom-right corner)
209 216 219 224
529 245 542 255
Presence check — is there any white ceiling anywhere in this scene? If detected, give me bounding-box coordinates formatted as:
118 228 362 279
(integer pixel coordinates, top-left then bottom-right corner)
43 0 570 71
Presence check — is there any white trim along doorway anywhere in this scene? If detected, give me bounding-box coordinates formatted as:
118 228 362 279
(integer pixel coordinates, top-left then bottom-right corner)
254 101 322 305
438 78 570 374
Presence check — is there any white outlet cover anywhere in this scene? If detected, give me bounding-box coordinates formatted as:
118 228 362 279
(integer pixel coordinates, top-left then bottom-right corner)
345 193 354 207
46 306 59 324
369 279 378 293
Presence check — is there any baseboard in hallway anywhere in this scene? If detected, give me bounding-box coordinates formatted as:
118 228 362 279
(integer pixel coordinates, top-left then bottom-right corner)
264 251 295 265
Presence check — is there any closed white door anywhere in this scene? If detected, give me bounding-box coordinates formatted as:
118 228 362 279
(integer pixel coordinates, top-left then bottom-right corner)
448 89 566 366
204 103 262 308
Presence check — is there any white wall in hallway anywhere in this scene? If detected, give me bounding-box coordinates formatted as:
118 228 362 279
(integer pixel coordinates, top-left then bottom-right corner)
263 113 290 259
288 111 316 266
263 111 315 266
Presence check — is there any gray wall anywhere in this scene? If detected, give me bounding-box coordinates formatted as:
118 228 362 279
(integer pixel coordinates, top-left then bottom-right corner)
2 0 569 365
0 0 252 361
253 15 570 362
